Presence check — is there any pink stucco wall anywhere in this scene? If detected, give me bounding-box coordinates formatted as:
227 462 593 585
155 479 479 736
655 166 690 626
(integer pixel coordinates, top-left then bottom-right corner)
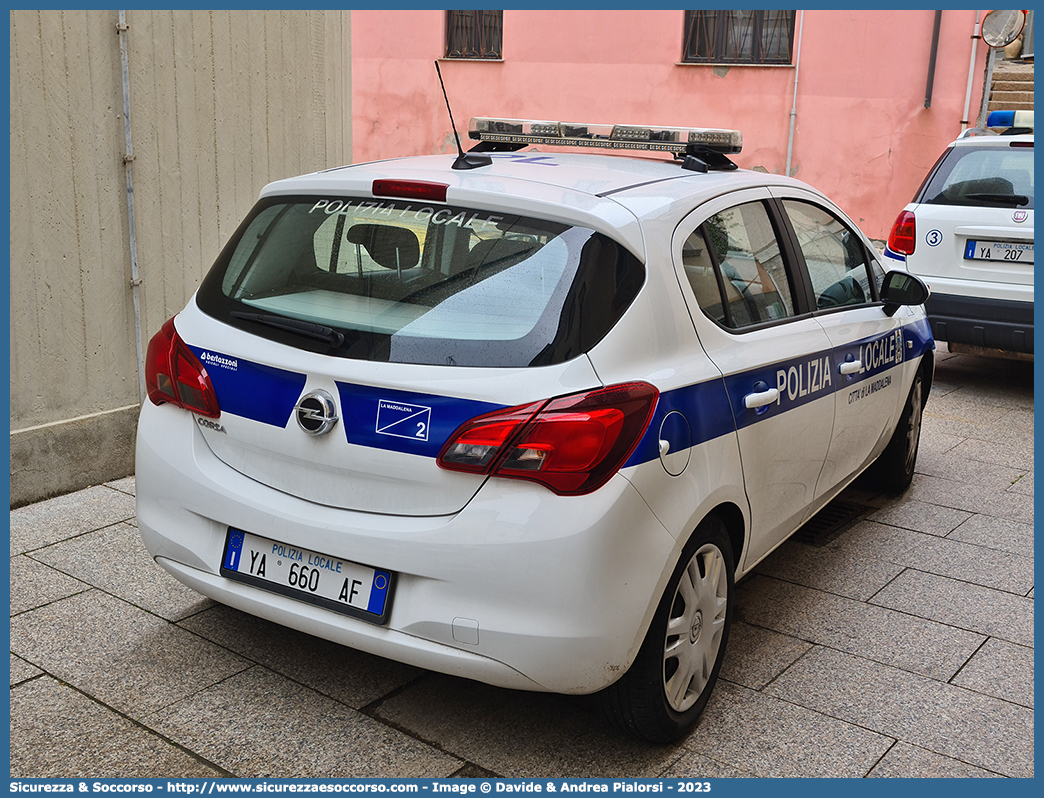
352 10 989 239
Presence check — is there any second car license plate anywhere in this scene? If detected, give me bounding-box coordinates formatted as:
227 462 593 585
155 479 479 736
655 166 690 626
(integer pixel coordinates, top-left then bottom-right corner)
964 240 1034 264
220 529 393 624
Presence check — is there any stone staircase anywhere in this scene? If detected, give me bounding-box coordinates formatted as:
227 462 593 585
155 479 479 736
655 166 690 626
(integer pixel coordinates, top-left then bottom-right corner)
987 59 1034 114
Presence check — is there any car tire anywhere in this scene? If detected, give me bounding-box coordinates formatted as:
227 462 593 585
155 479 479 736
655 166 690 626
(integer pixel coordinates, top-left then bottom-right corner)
872 369 925 493
602 516 734 742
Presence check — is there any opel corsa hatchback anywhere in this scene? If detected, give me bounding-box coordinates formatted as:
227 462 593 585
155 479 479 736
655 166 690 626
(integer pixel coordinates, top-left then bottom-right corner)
137 117 935 741
885 110 1033 357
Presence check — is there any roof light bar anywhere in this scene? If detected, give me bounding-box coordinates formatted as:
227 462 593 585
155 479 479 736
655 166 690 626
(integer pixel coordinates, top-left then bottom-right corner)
986 110 1033 131
469 118 743 154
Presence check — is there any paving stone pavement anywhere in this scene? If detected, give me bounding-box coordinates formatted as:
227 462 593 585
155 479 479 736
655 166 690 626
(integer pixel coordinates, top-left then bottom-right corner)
9 345 1033 779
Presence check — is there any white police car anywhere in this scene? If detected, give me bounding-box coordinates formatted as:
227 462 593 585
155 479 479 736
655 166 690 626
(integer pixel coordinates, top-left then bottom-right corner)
885 110 1033 357
136 117 934 741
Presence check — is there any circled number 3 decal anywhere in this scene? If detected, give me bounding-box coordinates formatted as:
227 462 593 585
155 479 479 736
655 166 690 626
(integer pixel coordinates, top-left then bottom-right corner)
925 229 943 247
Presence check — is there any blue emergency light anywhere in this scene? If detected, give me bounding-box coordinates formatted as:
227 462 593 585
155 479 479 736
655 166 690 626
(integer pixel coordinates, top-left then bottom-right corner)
986 110 1033 131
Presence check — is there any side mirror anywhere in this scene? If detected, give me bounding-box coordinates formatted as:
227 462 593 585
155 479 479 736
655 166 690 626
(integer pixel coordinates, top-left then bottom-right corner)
880 270 930 316
981 9 1026 48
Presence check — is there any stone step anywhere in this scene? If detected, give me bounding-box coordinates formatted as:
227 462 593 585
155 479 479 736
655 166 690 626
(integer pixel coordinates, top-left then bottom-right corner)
992 79 1035 92
987 99 1034 112
989 89 1035 104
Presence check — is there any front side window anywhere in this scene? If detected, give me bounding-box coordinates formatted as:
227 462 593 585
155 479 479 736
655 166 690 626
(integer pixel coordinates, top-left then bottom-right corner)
197 197 644 367
919 144 1034 210
446 10 503 59
683 201 796 329
782 200 879 310
682 10 795 65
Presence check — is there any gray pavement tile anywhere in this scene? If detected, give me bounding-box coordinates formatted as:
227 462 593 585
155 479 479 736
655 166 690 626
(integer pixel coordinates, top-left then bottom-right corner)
915 428 964 457
681 681 892 778
752 537 905 601
867 743 1001 778
10 484 137 555
947 513 1034 559
660 754 755 778
11 676 222 778
764 646 1034 777
871 569 1034 648
719 620 813 691
914 450 1028 491
836 520 1033 594
10 554 88 615
901 474 1034 524
920 402 1009 441
736 575 984 681
179 603 423 709
1006 470 1033 497
10 654 42 686
866 499 972 537
145 666 460 778
922 393 1010 425
948 437 1034 473
32 521 214 621
373 673 681 778
9 590 251 717
105 475 136 496
952 638 1033 709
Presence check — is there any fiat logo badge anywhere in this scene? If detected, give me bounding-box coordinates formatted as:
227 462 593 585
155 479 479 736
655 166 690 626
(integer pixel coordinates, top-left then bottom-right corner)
295 389 338 436
1013 210 1028 223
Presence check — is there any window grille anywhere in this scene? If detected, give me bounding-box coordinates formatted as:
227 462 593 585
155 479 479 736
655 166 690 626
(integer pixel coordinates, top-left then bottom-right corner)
446 10 503 60
683 10 795 65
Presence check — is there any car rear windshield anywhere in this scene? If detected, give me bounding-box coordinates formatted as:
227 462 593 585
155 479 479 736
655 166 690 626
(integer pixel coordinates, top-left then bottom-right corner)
918 142 1034 209
195 196 645 367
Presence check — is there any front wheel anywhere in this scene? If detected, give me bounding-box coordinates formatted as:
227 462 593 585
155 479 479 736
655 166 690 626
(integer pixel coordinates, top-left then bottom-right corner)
602 516 734 742
871 369 924 493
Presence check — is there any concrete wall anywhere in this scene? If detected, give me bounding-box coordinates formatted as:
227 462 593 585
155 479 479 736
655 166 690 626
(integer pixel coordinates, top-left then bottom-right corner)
351 9 989 240
9 10 352 506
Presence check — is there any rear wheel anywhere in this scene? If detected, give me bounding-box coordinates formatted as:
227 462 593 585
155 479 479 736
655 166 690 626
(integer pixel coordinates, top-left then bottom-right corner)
603 516 734 742
872 370 924 493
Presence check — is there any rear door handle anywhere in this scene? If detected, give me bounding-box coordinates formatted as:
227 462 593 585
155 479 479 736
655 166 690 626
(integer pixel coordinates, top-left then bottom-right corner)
744 383 780 410
839 360 862 375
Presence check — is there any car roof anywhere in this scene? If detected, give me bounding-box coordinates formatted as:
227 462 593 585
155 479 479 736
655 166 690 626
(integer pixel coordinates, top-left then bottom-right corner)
951 132 1033 148
258 151 819 262
267 151 806 200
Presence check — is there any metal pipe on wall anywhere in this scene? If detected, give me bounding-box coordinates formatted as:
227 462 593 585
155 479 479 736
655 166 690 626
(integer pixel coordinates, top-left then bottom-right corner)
117 10 146 404
925 10 942 108
785 10 805 178
961 10 982 131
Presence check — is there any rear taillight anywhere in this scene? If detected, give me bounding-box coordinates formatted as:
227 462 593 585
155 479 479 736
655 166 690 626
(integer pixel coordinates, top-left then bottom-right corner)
887 210 917 256
145 317 221 418
438 382 659 496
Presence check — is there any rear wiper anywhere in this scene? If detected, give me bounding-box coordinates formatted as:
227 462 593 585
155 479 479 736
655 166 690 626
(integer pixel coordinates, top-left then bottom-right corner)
231 311 344 347
964 193 1030 207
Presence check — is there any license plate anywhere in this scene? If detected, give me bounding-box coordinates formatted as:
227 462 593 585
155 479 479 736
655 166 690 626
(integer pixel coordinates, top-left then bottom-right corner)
964 240 1034 264
221 529 393 624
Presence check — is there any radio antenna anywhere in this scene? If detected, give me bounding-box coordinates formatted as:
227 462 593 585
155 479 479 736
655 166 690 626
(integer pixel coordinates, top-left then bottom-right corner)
435 61 492 170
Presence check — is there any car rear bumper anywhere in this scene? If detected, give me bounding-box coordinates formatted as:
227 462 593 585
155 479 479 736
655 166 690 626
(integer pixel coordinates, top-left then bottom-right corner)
135 401 679 695
925 292 1033 354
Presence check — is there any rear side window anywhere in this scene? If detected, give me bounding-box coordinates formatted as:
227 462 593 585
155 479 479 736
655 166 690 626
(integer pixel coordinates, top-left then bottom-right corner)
682 201 796 329
919 144 1034 209
196 196 644 367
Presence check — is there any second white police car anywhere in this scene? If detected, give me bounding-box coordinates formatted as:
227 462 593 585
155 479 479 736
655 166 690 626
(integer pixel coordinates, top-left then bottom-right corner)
137 117 934 741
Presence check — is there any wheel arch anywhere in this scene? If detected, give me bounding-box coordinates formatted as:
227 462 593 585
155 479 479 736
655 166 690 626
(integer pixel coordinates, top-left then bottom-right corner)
918 350 935 406
706 501 746 570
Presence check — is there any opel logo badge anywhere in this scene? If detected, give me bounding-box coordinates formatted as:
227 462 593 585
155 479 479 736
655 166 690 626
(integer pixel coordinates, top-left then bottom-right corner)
295 389 338 436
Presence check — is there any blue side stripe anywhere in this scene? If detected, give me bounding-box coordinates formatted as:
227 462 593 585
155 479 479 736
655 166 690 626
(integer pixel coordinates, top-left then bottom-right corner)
190 346 306 427
191 321 934 467
334 382 503 458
